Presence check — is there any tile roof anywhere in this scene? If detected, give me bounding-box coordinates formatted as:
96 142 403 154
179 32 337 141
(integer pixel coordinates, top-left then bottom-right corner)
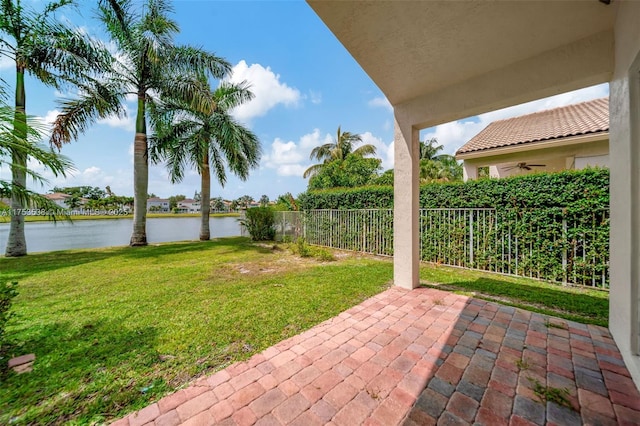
456 97 609 155
44 192 71 200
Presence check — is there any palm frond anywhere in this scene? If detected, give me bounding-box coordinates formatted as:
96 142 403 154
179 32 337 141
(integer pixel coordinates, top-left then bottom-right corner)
51 78 127 147
99 0 135 47
214 80 254 111
26 21 112 87
208 144 227 187
303 163 324 179
158 73 216 114
170 45 231 80
352 143 377 157
42 0 74 18
309 143 334 162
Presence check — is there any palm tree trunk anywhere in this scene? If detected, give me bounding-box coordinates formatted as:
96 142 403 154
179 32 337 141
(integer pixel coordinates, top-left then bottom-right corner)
199 153 211 241
6 67 28 257
130 96 148 246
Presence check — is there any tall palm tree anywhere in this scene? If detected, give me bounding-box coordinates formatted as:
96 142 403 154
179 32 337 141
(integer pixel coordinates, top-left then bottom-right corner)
150 81 260 241
0 0 109 256
51 0 231 246
303 126 376 178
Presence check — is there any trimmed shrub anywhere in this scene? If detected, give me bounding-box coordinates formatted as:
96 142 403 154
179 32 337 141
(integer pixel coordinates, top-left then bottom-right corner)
298 168 609 212
242 207 276 241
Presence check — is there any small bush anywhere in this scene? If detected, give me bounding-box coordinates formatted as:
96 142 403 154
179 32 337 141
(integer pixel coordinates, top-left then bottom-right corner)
0 281 18 355
296 238 311 257
313 247 336 262
242 207 276 241
288 238 335 261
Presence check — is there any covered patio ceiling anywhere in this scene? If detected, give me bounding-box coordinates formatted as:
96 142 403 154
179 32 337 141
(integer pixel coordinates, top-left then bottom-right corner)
308 0 616 128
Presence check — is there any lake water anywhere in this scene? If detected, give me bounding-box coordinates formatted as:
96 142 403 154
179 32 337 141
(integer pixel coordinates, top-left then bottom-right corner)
0 217 242 253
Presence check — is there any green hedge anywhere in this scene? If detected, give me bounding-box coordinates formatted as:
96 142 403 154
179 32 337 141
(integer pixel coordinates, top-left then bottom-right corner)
298 168 609 211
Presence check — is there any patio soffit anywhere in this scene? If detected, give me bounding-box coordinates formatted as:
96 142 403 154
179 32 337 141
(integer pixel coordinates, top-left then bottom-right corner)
308 1 617 125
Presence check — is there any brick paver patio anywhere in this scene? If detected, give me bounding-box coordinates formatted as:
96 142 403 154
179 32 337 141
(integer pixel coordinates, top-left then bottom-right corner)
111 287 640 426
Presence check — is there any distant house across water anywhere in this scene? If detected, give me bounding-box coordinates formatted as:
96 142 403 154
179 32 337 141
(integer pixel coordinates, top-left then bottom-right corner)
146 197 170 212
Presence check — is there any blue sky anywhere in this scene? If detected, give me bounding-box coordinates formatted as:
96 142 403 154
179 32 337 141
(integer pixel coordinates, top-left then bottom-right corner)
1 1 609 201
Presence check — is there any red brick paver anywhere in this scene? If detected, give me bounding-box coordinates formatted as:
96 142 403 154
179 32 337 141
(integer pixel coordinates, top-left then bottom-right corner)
112 287 640 425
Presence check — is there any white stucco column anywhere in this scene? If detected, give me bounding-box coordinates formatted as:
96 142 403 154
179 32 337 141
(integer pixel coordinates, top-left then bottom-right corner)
393 114 420 289
609 0 640 386
462 162 478 181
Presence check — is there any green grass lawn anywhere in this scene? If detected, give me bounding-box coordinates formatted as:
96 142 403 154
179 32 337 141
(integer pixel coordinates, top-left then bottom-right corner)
0 238 393 425
420 264 609 327
0 238 609 424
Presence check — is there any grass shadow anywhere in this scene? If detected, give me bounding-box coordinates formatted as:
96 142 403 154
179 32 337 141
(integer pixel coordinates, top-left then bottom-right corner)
0 318 160 425
421 277 608 326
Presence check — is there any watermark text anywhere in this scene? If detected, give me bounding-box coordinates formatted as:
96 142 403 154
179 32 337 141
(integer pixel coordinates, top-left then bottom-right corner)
1 209 129 217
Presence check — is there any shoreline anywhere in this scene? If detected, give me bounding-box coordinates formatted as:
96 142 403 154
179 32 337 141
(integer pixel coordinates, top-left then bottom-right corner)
0 212 241 223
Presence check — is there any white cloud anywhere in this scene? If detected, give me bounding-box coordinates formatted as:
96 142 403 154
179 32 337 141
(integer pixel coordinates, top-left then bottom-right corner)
262 128 395 176
308 90 322 105
360 132 393 170
81 166 102 179
97 105 135 131
0 55 13 70
270 139 305 165
263 129 331 177
32 109 61 140
227 60 301 123
276 164 307 177
43 166 130 195
421 83 610 155
299 128 332 151
368 96 393 112
42 109 59 125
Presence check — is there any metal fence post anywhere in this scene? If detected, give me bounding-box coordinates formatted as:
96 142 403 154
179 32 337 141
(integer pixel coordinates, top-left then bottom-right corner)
469 210 474 267
562 210 568 285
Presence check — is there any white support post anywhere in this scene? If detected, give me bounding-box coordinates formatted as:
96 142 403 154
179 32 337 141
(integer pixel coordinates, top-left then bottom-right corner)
393 115 420 290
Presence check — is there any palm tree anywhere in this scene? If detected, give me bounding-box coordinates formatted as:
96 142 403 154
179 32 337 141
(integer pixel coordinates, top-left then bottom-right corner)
150 81 260 241
0 0 109 256
0 99 73 229
210 197 225 212
259 194 269 207
237 195 255 210
418 137 463 183
419 137 444 160
303 126 377 178
51 0 231 246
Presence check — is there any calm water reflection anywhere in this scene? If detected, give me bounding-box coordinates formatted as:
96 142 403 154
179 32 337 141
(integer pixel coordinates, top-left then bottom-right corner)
0 217 241 253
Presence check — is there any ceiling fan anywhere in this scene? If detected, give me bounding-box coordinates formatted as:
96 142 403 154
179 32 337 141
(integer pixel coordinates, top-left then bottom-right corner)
502 162 546 171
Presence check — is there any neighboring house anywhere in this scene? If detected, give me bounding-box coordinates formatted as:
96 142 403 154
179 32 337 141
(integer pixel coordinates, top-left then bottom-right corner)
44 192 72 208
146 197 170 212
176 199 200 213
43 193 89 210
456 98 609 181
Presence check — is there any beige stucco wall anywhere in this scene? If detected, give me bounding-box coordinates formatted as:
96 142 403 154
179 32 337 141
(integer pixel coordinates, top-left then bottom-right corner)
609 0 640 387
461 139 609 180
